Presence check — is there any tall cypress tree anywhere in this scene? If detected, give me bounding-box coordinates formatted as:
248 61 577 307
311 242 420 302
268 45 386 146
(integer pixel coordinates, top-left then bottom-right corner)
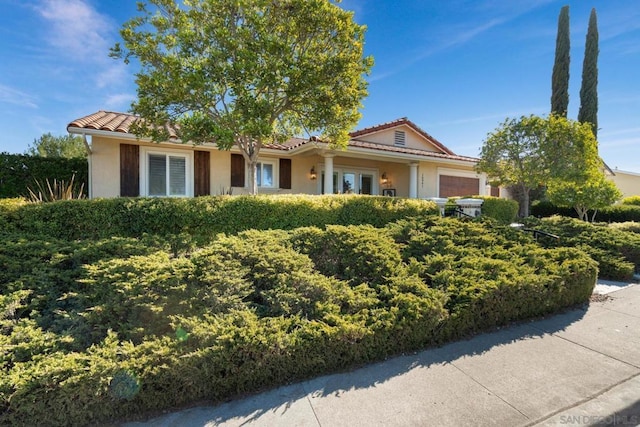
551 5 570 116
578 8 599 138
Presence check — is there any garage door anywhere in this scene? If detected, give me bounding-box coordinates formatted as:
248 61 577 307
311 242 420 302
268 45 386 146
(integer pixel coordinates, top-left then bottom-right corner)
439 175 479 197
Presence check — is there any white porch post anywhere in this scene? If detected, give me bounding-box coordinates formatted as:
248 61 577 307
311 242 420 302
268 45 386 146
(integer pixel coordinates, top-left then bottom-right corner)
409 162 419 199
479 174 488 195
323 154 335 194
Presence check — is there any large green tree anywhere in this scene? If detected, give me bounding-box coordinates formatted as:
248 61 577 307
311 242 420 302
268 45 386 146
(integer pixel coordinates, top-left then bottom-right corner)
578 8 599 138
26 133 86 158
112 0 373 195
476 114 605 217
476 115 548 217
551 5 570 117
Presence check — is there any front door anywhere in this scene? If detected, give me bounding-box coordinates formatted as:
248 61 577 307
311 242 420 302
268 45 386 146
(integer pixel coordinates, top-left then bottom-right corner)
360 174 373 195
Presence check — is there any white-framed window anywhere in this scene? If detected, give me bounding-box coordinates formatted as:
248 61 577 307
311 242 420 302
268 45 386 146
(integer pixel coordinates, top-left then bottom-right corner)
257 160 276 188
140 147 193 197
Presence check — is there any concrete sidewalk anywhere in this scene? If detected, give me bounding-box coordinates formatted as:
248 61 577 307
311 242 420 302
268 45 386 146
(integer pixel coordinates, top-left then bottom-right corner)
124 283 640 427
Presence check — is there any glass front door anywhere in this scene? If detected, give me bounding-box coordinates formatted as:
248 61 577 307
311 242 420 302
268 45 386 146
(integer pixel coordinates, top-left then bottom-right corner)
319 167 378 195
360 174 373 195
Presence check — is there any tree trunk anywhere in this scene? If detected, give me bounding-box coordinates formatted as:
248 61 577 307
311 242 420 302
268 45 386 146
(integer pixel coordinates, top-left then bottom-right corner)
237 137 261 195
521 185 530 217
248 158 259 195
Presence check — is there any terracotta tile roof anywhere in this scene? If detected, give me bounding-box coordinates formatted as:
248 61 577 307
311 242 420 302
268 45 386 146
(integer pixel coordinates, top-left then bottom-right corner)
349 117 455 155
68 111 475 162
68 111 138 133
348 139 477 162
67 110 181 139
263 138 309 150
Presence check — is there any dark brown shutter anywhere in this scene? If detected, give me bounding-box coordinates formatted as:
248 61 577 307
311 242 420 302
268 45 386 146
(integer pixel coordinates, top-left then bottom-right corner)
279 158 291 189
120 144 139 197
439 175 479 198
230 153 245 187
490 186 500 197
194 151 210 196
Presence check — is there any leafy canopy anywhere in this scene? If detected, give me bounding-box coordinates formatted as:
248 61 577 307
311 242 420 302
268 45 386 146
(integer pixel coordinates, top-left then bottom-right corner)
476 114 608 217
112 0 373 193
26 133 86 158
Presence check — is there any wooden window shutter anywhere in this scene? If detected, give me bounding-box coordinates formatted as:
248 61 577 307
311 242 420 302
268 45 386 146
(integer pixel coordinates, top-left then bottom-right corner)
120 144 139 197
230 153 245 187
194 151 210 196
279 158 292 189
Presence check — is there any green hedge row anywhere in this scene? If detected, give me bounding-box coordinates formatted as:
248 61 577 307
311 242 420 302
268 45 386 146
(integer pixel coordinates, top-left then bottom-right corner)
444 196 519 224
622 196 640 206
0 195 439 241
0 153 88 198
531 200 640 223
0 216 597 425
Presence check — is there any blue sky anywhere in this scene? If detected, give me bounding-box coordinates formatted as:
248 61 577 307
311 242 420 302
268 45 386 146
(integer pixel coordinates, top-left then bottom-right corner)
1 0 638 172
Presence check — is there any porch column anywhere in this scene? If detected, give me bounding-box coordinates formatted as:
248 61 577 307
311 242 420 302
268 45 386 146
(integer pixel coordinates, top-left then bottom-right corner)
479 174 488 195
323 153 335 194
409 162 419 199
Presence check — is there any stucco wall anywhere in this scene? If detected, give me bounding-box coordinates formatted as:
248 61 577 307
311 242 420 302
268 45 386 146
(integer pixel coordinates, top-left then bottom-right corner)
609 170 640 198
354 126 441 152
90 136 120 198
88 135 483 199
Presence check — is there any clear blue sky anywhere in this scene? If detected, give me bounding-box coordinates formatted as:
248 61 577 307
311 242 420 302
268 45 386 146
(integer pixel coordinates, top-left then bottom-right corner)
1 1 638 172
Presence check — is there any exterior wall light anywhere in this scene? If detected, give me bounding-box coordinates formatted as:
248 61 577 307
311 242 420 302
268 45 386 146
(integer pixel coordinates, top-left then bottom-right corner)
310 166 317 180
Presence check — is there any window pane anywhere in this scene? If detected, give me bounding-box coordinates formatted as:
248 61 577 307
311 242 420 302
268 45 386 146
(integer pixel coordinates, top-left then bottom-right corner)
149 154 166 196
257 163 262 187
169 156 186 195
262 163 273 187
343 173 355 194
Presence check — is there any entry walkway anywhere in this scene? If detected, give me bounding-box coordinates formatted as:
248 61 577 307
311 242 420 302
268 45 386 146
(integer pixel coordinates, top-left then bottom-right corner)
124 281 640 426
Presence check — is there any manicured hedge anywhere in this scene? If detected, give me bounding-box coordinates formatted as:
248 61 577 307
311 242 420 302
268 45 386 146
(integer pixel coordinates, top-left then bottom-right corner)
621 196 640 206
531 200 578 218
474 196 519 224
1 213 598 425
531 200 640 223
0 153 87 198
444 196 518 224
0 195 439 241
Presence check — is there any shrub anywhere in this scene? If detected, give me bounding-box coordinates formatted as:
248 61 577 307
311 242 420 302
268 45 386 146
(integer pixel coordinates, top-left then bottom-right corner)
621 196 640 206
444 196 518 224
596 204 640 223
0 195 439 241
1 204 600 425
610 222 640 234
531 200 577 218
474 196 519 224
0 153 87 198
525 216 640 280
26 174 85 202
532 200 640 223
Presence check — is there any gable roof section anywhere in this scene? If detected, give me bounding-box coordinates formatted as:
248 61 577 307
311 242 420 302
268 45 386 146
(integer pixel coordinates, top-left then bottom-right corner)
349 117 455 155
68 111 475 163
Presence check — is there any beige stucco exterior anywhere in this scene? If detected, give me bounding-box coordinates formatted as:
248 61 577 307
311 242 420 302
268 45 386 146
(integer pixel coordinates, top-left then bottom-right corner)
352 126 443 152
75 116 487 200
609 169 640 198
